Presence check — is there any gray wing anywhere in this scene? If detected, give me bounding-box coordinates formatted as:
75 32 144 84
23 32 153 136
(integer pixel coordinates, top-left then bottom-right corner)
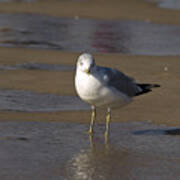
97 66 141 97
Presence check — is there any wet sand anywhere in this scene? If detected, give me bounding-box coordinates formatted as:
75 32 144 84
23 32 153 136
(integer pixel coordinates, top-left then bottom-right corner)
1 121 180 180
1 14 180 55
0 47 179 126
0 0 180 25
0 0 180 179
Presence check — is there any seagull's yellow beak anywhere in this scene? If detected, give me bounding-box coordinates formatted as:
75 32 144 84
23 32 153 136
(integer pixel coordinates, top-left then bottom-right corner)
85 68 90 75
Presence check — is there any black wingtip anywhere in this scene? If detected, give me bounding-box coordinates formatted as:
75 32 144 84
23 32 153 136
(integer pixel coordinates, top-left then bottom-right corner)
151 84 160 88
137 83 160 89
135 83 160 96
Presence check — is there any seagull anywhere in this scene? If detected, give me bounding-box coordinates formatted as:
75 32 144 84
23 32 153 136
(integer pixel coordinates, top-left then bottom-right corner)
75 53 159 136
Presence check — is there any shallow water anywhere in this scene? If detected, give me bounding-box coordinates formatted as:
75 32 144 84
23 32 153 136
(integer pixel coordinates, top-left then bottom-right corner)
0 63 74 71
148 0 180 10
0 121 180 179
0 90 90 112
0 1 180 179
1 14 180 55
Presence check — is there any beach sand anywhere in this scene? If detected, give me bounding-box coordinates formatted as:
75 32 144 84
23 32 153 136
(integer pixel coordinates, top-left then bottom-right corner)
0 0 180 24
0 47 179 126
0 1 180 179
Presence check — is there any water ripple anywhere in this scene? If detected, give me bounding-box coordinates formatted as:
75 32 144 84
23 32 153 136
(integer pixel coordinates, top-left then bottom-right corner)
1 14 180 55
0 63 75 71
0 90 90 112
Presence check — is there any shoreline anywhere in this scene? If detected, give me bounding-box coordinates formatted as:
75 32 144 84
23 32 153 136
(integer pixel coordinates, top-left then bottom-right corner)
0 0 179 127
0 47 179 127
0 0 180 25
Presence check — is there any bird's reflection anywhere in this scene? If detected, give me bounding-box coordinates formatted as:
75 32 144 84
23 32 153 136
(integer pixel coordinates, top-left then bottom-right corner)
66 135 135 180
89 134 110 151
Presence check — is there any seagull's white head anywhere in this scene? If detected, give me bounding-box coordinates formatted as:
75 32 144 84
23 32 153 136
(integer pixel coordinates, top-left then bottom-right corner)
76 53 96 75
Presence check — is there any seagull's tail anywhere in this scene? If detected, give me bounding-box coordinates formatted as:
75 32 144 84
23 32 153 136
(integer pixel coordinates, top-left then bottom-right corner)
135 83 160 96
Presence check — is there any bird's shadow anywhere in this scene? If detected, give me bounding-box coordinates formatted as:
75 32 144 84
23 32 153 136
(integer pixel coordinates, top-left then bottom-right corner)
133 128 180 136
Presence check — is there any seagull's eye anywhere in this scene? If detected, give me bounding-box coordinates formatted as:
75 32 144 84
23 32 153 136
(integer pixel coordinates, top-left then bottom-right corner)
80 62 83 66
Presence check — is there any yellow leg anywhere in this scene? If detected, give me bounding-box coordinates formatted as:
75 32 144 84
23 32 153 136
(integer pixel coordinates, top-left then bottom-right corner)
88 106 96 134
89 134 94 149
105 108 111 139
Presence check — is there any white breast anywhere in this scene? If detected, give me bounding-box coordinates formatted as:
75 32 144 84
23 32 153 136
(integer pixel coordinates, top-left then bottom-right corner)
75 71 102 101
75 71 131 108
